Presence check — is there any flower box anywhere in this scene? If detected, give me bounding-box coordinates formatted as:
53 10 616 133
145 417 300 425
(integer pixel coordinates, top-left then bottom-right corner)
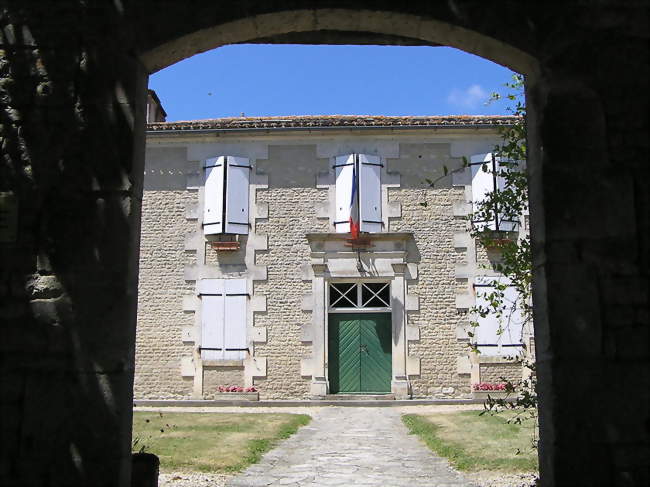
213 392 259 401
472 390 512 400
210 241 240 251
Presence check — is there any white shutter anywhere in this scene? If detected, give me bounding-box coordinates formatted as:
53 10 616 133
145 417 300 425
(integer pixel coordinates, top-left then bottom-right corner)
200 279 225 360
224 279 247 360
474 277 501 356
470 153 496 231
474 277 524 356
359 154 382 233
501 284 525 348
334 154 355 233
495 158 519 232
203 157 225 235
224 156 250 235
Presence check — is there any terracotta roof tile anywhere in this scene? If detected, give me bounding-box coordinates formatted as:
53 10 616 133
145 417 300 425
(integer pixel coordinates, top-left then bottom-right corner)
147 115 517 131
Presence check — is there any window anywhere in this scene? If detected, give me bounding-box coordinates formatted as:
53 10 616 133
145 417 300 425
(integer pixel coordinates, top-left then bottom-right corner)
203 156 251 235
329 282 390 310
472 277 524 356
469 153 519 232
334 153 382 235
199 279 248 360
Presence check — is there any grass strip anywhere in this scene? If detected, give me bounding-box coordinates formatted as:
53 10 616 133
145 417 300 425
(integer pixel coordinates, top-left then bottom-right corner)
403 414 475 471
226 415 311 472
402 412 537 472
133 412 311 473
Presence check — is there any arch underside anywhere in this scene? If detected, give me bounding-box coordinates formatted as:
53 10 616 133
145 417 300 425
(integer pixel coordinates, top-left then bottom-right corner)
140 9 539 78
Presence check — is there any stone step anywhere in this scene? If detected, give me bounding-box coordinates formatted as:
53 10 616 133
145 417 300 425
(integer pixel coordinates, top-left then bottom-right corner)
320 394 396 401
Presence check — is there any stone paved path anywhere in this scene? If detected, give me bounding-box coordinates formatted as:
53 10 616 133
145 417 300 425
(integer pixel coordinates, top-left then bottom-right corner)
227 407 477 487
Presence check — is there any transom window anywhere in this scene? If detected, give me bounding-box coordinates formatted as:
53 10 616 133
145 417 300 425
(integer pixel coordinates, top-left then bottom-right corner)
329 282 390 309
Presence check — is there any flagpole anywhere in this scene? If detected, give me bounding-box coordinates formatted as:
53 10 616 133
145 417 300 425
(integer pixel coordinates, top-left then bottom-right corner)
356 154 361 237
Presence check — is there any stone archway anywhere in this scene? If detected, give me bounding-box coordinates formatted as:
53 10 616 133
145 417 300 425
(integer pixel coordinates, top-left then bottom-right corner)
140 9 539 76
1 3 646 487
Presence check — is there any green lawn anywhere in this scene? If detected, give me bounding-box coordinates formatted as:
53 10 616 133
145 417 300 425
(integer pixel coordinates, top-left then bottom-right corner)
402 410 538 473
132 412 311 472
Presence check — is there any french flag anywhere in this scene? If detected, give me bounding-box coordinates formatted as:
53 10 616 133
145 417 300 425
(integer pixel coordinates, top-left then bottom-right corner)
349 160 360 239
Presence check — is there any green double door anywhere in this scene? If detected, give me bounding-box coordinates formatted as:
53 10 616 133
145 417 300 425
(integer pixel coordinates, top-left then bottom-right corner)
328 313 392 394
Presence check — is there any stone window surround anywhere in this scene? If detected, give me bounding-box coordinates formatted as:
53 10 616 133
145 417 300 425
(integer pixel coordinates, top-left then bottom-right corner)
451 165 534 380
182 150 270 398
315 150 402 231
301 232 420 399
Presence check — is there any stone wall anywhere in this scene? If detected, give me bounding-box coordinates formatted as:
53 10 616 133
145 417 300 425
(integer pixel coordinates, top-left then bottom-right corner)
134 189 196 399
135 136 508 400
386 143 470 398
479 361 522 385
202 366 245 399
253 186 326 399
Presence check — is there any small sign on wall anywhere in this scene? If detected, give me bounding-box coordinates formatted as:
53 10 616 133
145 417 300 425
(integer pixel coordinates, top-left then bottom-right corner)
0 192 17 243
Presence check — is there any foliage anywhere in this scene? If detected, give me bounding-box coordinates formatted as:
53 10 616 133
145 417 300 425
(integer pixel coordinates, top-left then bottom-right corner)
131 411 175 454
423 73 538 447
480 360 539 451
469 73 531 338
470 73 538 450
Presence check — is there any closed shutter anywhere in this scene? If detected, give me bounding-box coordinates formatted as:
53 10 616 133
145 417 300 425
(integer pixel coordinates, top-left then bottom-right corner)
224 156 250 235
474 277 524 356
224 279 248 360
203 157 225 235
199 279 225 360
199 278 248 360
358 154 382 233
470 153 497 231
495 158 519 232
501 283 525 347
334 154 355 233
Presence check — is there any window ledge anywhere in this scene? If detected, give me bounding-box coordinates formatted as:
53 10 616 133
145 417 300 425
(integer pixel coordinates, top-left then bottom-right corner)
203 360 244 368
477 355 522 364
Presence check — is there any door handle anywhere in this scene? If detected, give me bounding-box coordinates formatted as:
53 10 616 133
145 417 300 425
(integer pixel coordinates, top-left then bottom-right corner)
360 344 368 353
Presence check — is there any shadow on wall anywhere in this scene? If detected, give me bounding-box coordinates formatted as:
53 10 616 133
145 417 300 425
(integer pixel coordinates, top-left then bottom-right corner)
1 5 143 485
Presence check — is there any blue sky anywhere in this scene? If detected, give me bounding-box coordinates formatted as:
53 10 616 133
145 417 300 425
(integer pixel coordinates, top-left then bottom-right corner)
149 45 517 121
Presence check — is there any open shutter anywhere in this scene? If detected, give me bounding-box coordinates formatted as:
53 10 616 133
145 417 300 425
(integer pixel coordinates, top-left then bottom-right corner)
470 153 496 231
224 279 247 360
199 279 225 360
495 158 519 232
224 156 250 234
334 154 355 233
359 154 382 233
203 157 225 235
474 277 524 356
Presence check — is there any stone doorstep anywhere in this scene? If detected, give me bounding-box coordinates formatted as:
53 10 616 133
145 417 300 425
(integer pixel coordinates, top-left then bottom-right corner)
319 394 396 401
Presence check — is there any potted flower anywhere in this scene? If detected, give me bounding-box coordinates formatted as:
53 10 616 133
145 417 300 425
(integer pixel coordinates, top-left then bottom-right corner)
214 385 259 401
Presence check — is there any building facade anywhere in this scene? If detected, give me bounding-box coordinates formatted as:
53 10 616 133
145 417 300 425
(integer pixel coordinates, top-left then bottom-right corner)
134 115 533 400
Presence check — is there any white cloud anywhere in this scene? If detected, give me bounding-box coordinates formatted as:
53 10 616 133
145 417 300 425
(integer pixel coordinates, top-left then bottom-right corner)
446 84 488 109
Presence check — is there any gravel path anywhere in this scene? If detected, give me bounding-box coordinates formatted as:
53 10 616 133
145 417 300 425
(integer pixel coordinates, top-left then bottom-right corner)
139 405 538 487
226 407 475 486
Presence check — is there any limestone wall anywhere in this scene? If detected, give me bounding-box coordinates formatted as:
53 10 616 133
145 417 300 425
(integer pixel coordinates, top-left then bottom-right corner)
134 189 196 399
135 132 510 400
479 361 522 385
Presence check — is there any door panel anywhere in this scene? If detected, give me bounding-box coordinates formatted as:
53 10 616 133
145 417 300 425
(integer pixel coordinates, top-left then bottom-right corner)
328 314 360 393
359 313 392 393
328 312 391 394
